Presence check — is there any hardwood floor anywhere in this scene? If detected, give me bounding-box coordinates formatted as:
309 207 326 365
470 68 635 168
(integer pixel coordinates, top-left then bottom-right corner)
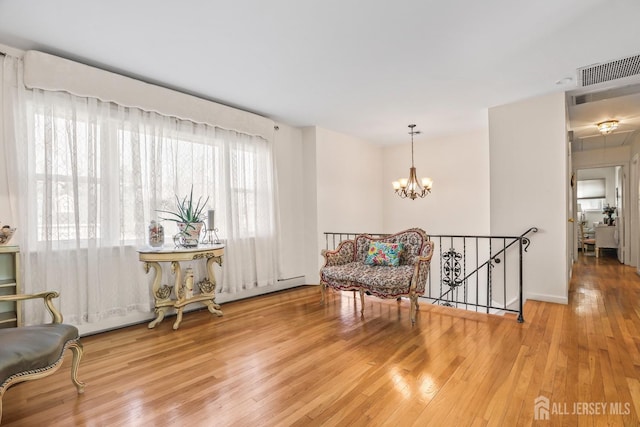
2 252 639 426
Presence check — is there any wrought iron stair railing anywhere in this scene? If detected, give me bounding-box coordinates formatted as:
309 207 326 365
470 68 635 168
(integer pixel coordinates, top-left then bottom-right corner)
322 227 538 322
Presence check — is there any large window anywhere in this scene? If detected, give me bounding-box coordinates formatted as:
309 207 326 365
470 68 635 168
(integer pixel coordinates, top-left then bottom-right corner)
29 98 269 247
11 88 278 328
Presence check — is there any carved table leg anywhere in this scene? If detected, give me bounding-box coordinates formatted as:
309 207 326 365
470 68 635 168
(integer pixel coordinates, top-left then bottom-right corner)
204 255 223 316
173 310 183 330
144 261 171 329
171 261 185 330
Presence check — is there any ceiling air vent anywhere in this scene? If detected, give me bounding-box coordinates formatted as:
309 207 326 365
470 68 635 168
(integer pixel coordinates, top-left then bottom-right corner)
574 94 589 104
571 82 640 105
577 54 640 87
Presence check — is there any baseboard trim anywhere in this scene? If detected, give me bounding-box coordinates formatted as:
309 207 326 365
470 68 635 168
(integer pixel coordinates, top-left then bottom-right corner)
525 292 568 305
78 278 308 336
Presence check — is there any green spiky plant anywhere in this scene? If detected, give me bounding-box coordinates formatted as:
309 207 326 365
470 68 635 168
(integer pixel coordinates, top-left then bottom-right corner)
157 186 210 231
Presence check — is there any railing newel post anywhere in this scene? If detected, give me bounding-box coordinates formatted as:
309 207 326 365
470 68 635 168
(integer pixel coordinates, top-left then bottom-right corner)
503 237 507 312
487 238 494 314
475 237 479 312
463 237 467 310
518 237 525 323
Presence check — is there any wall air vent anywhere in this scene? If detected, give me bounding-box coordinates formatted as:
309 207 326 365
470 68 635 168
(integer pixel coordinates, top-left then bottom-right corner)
577 54 640 87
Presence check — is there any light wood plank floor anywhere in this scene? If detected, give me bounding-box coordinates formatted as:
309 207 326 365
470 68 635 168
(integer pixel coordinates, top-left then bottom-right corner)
2 251 639 426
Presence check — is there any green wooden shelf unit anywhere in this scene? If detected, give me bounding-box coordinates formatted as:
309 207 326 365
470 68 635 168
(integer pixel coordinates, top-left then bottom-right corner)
0 245 20 328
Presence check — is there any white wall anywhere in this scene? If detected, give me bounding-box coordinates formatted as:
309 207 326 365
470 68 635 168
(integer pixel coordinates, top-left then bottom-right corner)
489 92 568 304
272 123 305 283
315 126 384 232
630 133 640 269
308 126 384 281
573 144 631 170
382 128 491 236
0 48 24 227
0 55 12 224
301 127 320 284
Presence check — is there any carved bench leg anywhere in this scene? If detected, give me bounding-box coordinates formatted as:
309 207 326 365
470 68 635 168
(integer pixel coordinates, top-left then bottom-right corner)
359 288 365 315
410 293 418 324
0 339 86 424
69 341 86 394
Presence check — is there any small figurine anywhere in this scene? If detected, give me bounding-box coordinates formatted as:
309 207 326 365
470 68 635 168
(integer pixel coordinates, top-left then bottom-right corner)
184 267 194 299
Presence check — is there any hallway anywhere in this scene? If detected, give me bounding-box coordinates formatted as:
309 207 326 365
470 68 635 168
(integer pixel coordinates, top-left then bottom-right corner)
536 250 640 424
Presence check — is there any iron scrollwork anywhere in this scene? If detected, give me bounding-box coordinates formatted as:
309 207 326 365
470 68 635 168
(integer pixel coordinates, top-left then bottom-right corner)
442 248 463 288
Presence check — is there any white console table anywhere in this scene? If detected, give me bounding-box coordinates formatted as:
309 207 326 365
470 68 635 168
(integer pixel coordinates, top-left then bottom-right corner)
595 225 617 258
137 244 224 330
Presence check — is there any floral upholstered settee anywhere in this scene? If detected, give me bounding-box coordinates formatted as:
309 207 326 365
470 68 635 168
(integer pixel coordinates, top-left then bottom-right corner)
320 228 434 323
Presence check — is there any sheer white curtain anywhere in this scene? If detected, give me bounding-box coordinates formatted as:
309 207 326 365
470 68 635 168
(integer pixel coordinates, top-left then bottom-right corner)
5 58 279 326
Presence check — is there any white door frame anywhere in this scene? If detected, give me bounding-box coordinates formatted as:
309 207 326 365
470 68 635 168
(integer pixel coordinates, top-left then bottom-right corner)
632 153 640 272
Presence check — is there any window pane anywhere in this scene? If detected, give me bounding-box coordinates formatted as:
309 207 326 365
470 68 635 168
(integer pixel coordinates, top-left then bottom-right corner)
577 179 605 199
578 199 604 211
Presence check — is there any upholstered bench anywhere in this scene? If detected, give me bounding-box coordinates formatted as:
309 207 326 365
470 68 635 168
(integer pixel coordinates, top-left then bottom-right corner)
320 228 434 323
0 291 85 423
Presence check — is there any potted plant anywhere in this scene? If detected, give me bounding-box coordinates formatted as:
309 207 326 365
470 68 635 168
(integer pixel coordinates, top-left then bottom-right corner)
157 187 209 247
602 205 616 226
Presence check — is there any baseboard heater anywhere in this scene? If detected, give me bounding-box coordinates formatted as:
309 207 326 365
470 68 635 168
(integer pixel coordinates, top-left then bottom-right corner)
278 275 305 282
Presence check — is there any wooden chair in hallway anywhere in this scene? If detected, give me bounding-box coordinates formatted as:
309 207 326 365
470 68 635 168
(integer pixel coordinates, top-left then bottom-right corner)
580 222 596 255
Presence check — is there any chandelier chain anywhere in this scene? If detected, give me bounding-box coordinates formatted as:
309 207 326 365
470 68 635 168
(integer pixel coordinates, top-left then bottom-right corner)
409 124 420 167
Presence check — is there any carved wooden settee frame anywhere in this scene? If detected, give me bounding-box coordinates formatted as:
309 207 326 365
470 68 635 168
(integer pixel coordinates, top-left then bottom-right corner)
0 291 85 423
320 228 435 323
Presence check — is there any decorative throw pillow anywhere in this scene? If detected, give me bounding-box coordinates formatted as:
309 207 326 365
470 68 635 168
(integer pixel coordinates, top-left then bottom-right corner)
364 241 404 266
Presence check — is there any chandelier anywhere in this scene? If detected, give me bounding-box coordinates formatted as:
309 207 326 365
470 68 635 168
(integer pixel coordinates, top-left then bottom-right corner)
392 124 432 200
596 120 619 135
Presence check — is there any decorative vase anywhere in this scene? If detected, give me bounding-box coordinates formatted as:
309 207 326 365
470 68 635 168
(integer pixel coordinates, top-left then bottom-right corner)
0 225 16 245
148 220 164 248
175 222 204 248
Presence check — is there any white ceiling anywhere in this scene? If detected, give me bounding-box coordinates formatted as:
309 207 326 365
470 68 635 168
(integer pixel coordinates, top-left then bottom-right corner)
0 0 639 146
567 84 640 152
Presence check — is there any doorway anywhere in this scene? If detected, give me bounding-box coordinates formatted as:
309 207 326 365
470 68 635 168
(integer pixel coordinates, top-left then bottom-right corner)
632 154 640 272
575 166 625 263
